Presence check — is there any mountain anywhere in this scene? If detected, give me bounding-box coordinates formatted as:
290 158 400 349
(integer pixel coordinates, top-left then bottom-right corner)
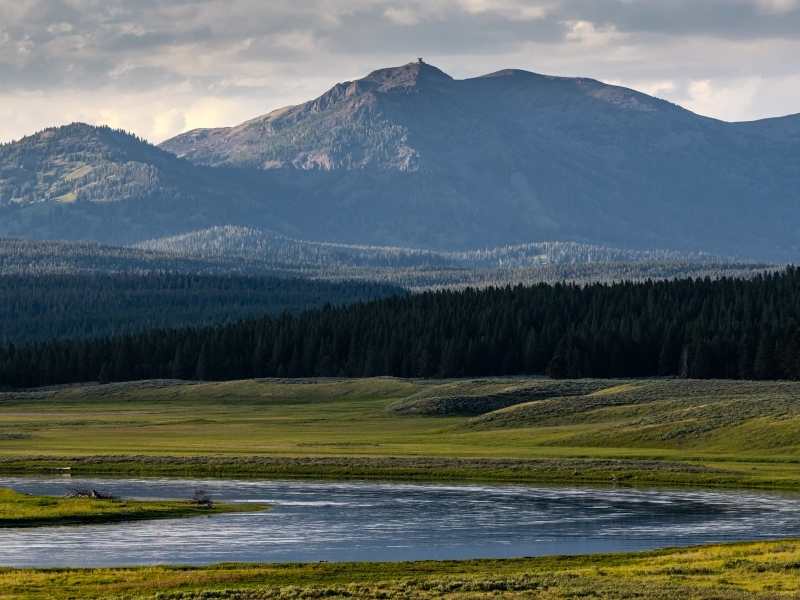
0 233 770 290
0 124 294 244
1 63 798 258
161 61 800 259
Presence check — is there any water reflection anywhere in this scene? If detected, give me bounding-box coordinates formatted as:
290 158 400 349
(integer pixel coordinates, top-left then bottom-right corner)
0 476 798 567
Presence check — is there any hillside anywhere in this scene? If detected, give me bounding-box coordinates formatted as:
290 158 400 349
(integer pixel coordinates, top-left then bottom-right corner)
0 124 291 244
162 61 800 259
0 63 798 258
0 238 253 276
138 225 732 268
137 225 772 289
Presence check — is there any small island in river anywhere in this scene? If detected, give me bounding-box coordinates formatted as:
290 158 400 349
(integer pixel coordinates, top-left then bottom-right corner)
0 487 265 528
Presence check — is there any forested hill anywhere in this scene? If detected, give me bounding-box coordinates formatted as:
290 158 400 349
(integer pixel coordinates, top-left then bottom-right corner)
0 274 403 345
3 268 800 388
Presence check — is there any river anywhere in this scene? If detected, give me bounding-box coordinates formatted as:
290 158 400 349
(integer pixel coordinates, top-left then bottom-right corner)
1 476 798 567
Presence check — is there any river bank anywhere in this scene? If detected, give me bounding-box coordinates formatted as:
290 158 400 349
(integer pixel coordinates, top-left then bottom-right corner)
2 454 800 491
4 539 799 599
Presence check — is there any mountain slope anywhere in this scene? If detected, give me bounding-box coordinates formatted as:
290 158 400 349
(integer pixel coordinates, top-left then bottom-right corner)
135 225 773 290
0 63 798 259
0 123 183 206
0 124 293 244
138 225 734 269
163 62 800 259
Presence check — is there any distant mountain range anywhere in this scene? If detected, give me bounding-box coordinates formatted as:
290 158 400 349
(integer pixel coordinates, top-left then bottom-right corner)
137 225 733 269
0 229 772 291
1 61 798 259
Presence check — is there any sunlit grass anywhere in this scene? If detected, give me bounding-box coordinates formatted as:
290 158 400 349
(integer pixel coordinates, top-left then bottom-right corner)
1 377 800 487
1 539 799 598
0 487 262 527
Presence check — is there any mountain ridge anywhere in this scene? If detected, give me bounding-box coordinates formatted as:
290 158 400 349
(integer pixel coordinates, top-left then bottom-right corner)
0 62 798 259
160 61 712 172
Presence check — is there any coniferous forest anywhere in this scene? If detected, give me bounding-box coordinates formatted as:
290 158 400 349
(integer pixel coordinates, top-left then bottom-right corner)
2 268 800 388
0 273 403 344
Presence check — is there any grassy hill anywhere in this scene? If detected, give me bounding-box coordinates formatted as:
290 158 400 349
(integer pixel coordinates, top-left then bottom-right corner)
2 377 800 488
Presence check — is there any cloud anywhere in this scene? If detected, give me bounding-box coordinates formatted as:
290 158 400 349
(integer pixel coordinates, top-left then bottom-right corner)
0 0 799 143
755 0 799 14
383 6 422 25
684 78 762 121
564 20 624 47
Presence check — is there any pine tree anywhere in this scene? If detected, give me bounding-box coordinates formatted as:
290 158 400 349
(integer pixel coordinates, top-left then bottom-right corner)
194 345 208 381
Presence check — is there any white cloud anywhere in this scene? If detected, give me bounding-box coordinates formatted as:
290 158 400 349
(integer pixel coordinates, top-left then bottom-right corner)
458 0 551 20
46 22 74 34
384 7 421 25
683 78 762 121
1 0 800 143
564 20 624 47
755 0 799 14
0 89 273 144
271 30 317 52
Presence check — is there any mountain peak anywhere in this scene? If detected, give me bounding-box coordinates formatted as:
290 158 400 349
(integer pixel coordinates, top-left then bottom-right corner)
362 60 453 89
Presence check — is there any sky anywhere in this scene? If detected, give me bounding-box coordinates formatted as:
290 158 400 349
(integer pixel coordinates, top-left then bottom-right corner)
2 0 800 144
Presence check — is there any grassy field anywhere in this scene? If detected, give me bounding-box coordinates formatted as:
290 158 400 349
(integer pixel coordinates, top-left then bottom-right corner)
0 539 798 599
0 377 799 487
2 377 800 599
0 486 261 527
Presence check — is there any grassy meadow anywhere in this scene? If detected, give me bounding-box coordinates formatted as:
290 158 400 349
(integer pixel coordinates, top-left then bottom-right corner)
0 377 799 487
1 539 799 599
2 377 800 599
0 486 260 527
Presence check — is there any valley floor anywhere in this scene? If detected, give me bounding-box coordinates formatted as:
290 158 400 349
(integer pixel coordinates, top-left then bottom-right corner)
2 377 800 598
0 377 799 489
2 539 799 599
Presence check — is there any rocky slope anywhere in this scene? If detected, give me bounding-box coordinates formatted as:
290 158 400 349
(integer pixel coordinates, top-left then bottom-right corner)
162 62 800 259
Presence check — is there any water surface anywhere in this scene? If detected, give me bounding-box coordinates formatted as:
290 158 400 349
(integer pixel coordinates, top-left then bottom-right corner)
1 476 798 567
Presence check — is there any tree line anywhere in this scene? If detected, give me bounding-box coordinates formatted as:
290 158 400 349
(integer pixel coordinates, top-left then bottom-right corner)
1 268 799 388
0 273 402 345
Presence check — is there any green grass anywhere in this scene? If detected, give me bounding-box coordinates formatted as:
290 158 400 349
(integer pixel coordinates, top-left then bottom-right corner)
1 539 800 598
0 486 263 527
1 377 800 488
2 377 800 598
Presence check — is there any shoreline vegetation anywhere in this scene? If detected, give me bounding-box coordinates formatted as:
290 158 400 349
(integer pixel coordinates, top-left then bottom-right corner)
1 539 798 599
3 455 800 492
0 487 265 528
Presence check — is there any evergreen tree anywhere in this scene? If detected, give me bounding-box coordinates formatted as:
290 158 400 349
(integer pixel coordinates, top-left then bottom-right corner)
194 345 208 381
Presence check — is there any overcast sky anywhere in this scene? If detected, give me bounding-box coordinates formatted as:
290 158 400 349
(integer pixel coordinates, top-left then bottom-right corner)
2 0 800 144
